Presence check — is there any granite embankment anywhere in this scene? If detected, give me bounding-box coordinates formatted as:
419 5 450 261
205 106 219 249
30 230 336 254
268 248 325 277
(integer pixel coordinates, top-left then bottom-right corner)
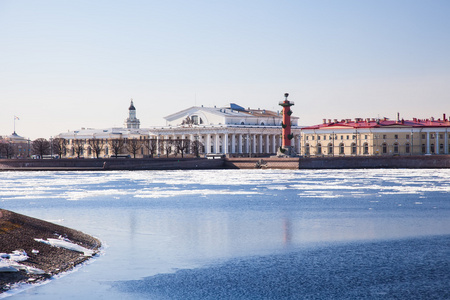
225 155 450 169
1 155 449 171
0 209 101 293
0 157 225 171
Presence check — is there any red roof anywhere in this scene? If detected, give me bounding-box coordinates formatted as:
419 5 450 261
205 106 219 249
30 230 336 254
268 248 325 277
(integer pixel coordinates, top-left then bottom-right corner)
303 117 450 130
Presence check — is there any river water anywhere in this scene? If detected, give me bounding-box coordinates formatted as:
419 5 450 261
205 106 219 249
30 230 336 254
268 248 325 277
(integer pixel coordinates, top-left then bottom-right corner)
0 169 449 299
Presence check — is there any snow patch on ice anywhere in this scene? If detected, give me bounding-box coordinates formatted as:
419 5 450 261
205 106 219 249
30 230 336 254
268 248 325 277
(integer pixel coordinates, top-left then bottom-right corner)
34 238 95 256
0 250 45 274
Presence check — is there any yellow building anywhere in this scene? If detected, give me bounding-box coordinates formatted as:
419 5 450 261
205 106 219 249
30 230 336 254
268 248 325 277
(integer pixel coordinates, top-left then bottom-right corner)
301 116 450 157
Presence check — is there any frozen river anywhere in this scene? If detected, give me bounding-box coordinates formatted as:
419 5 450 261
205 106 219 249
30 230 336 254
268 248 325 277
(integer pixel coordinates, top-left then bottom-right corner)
1 169 449 299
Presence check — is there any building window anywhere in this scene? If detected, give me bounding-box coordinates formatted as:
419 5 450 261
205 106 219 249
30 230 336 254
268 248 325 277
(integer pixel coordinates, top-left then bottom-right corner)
440 134 443 139
422 144 426 154
352 135 356 140
383 135 387 140
363 143 369 154
382 143 387 154
422 134 426 139
312 136 315 140
406 134 410 139
306 136 309 140
328 143 333 155
440 144 444 152
339 143 345 155
317 144 322 155
346 135 349 140
317 136 320 140
105 147 109 155
191 115 203 125
340 135 343 140
405 143 410 154
393 143 399 154
351 143 357 155
394 135 398 140
323 136 326 140
364 135 368 140
305 144 310 155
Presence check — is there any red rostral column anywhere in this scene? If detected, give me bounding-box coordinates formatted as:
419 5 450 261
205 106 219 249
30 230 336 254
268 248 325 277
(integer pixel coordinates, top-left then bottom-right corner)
279 93 294 149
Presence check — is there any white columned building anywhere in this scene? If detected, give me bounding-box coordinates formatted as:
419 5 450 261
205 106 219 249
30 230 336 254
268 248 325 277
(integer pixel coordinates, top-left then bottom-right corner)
148 103 301 157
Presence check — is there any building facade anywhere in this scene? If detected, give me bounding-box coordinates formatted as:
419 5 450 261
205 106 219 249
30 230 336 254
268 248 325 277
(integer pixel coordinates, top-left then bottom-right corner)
55 101 302 158
149 103 301 157
0 132 31 158
54 99 449 159
301 116 450 157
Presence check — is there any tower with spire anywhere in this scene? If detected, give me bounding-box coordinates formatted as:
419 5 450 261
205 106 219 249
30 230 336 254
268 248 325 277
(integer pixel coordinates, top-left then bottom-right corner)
124 99 140 129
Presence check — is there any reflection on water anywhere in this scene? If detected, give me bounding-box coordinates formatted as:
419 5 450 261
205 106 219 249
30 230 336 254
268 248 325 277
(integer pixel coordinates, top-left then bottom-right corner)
0 169 449 299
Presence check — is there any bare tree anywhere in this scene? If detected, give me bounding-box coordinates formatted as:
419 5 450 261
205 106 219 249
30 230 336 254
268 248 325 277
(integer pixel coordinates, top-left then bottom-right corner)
0 142 15 159
174 138 190 158
109 138 125 157
73 140 84 158
88 137 104 158
126 138 142 158
52 138 66 158
190 140 204 158
163 139 173 158
32 138 50 158
158 139 165 157
143 137 158 158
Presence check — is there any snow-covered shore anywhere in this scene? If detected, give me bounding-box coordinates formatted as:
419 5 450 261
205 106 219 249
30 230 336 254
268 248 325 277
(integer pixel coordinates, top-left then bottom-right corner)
0 209 101 294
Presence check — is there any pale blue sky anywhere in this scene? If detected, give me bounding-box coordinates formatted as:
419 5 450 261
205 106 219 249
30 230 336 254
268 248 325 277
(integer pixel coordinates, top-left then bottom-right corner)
1 0 449 139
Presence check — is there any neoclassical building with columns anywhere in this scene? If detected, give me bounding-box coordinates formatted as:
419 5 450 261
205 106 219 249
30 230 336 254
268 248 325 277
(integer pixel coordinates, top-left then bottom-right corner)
148 103 301 156
56 99 449 158
56 100 301 158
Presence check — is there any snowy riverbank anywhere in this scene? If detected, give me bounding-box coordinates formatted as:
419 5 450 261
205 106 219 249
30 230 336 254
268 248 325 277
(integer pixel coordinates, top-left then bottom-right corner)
0 209 101 294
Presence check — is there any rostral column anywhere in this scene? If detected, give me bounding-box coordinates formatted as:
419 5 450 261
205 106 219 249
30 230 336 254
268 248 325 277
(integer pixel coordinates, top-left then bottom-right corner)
278 93 296 157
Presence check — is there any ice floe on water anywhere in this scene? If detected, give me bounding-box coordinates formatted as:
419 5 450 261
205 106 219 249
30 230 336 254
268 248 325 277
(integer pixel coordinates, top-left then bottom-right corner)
0 169 449 203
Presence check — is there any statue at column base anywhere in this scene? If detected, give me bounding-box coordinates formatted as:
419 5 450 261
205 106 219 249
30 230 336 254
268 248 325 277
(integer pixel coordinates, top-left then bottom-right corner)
276 146 297 157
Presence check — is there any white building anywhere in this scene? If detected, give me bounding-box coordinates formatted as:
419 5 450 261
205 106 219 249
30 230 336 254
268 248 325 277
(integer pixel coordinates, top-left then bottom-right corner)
56 101 301 158
148 103 301 156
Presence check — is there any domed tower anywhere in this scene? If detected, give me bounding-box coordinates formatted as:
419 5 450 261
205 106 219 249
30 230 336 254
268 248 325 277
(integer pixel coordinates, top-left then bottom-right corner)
124 99 140 129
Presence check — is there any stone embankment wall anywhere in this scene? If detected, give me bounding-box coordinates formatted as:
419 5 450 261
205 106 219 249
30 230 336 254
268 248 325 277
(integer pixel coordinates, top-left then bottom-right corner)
224 157 300 169
0 158 224 171
1 156 449 171
299 155 450 169
224 155 450 169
